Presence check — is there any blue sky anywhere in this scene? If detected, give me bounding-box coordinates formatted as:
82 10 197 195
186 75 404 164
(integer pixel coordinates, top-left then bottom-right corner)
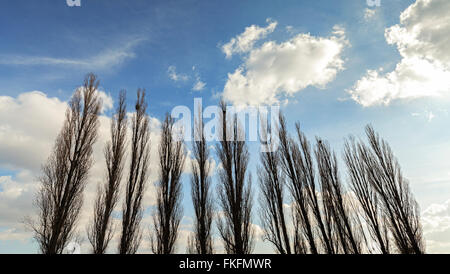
1 0 450 253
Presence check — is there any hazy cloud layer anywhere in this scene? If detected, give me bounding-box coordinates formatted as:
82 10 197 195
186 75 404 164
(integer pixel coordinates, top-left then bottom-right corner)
0 38 144 72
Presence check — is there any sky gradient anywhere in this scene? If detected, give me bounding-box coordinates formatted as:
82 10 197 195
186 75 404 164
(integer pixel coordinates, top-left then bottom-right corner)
1 0 450 253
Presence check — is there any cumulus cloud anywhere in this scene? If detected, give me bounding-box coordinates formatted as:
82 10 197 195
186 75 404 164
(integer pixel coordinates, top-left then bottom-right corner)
222 19 277 59
349 0 450 106
422 200 450 253
0 90 162 253
222 24 348 106
0 92 67 172
0 172 38 232
0 92 70 243
78 87 114 114
0 90 113 173
97 91 114 113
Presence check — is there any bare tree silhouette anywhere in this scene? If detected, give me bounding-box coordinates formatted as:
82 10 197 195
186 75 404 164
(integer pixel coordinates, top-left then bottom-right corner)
151 114 186 254
88 91 127 254
315 138 364 254
27 75 427 255
187 108 214 254
344 136 391 254
258 119 291 254
275 113 366 254
293 124 336 254
277 115 318 254
30 73 101 254
216 101 254 254
356 126 425 254
119 90 150 254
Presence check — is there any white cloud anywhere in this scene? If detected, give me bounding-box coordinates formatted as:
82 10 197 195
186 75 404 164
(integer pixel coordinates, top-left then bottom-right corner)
191 66 206 91
0 172 38 231
78 87 114 114
97 91 114 113
0 90 113 175
422 200 450 253
252 223 265 242
192 78 206 91
168 66 189 82
0 227 31 243
169 65 208 93
349 0 450 106
0 38 144 72
222 25 348 106
0 92 67 172
0 90 162 252
0 92 70 244
222 19 278 59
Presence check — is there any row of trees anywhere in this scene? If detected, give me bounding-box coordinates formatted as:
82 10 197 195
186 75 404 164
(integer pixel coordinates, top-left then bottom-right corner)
29 74 425 254
259 116 424 254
